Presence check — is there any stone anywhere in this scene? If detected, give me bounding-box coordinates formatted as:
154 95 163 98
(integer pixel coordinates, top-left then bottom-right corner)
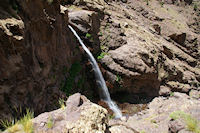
121 0 128 3
189 90 200 99
109 125 135 133
120 116 127 122
169 33 186 45
68 9 101 53
110 92 200 133
168 119 185 133
167 81 191 93
152 24 161 35
159 86 171 96
101 44 160 96
68 10 99 34
33 93 109 133
65 103 108 133
184 0 193 4
73 0 106 12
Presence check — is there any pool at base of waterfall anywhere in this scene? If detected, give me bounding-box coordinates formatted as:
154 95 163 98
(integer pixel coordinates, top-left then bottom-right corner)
97 91 153 118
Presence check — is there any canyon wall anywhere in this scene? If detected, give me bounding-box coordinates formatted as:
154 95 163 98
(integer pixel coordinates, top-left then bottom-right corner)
0 0 82 120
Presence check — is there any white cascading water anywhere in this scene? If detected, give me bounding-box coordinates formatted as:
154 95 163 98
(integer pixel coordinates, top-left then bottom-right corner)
68 25 122 118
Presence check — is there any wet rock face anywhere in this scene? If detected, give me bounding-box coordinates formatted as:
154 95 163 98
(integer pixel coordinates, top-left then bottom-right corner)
0 0 81 120
68 9 101 53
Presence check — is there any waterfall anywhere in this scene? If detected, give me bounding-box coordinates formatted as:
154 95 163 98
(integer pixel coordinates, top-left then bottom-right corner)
68 25 122 118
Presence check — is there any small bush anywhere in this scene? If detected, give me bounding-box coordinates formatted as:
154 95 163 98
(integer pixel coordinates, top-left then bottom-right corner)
116 75 122 82
97 52 108 60
194 4 198 11
60 62 82 96
108 114 115 119
170 92 174 97
85 33 92 38
170 111 200 133
47 116 53 129
160 1 164 7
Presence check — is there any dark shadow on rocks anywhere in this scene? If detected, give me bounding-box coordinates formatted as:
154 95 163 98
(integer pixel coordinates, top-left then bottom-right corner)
0 0 21 19
111 91 155 104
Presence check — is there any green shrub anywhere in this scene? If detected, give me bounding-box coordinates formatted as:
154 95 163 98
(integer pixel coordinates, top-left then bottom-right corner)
170 92 174 97
160 1 164 7
97 52 108 60
170 111 200 133
194 3 198 11
116 75 122 82
60 62 82 96
47 116 53 129
86 33 92 38
108 114 115 119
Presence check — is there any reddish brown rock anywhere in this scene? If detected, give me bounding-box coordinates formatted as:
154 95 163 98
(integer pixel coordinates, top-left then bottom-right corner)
169 33 186 45
0 0 81 120
97 0 200 96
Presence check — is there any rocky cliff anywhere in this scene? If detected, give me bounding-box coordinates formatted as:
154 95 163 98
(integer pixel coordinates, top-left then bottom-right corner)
97 0 200 97
0 0 200 132
0 0 86 120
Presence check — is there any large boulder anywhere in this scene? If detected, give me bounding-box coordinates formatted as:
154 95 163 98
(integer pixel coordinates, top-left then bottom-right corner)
68 10 100 34
68 9 101 53
33 93 108 133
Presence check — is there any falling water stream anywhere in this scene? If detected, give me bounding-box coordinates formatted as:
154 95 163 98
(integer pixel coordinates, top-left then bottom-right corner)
68 25 122 118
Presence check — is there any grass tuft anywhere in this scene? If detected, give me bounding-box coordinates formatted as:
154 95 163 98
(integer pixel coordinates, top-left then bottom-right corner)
0 119 15 129
116 75 122 82
85 33 92 38
1 109 34 133
194 3 198 11
170 111 200 133
97 52 108 60
59 98 66 109
18 109 34 133
47 116 54 129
